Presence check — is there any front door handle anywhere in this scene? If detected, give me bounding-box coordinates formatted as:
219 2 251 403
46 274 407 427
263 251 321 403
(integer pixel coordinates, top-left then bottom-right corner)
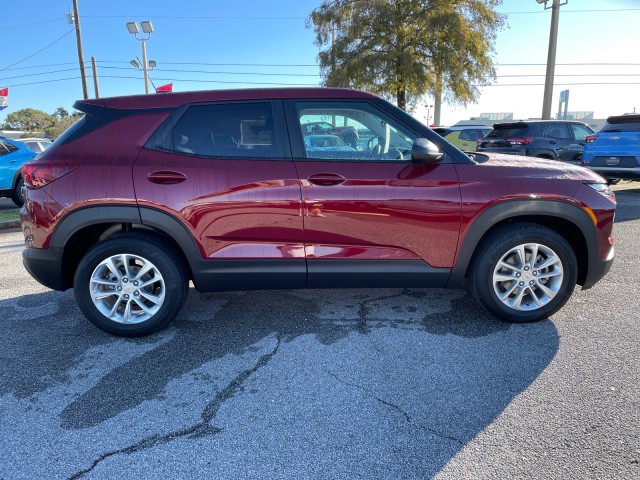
147 171 187 185
307 173 346 186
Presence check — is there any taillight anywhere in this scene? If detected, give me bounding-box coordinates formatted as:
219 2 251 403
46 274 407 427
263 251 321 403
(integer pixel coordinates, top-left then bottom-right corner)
507 137 535 145
22 161 78 189
585 134 597 143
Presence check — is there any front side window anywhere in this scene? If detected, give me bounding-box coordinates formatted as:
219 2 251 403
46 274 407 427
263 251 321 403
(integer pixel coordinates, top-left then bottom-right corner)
171 102 279 158
295 101 416 161
571 124 594 141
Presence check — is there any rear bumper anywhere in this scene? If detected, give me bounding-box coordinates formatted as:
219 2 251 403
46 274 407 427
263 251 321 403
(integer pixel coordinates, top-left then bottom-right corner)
584 166 640 180
22 246 67 291
581 246 615 290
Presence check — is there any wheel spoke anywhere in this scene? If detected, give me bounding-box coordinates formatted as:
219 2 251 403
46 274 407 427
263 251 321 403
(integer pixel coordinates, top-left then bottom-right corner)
500 282 519 301
536 255 560 270
529 287 543 307
92 278 118 287
132 262 153 282
120 255 132 279
528 244 539 268
537 270 562 279
139 290 164 306
495 273 517 282
509 286 527 309
516 245 527 268
536 281 555 298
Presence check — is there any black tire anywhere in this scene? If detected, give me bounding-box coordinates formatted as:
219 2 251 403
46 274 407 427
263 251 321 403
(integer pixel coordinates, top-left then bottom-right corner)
10 176 24 207
73 233 188 337
468 223 578 323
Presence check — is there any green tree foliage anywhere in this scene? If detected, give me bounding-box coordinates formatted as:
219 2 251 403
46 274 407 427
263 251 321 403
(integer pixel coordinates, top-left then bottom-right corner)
2 108 55 133
2 107 82 139
45 115 80 140
308 0 505 111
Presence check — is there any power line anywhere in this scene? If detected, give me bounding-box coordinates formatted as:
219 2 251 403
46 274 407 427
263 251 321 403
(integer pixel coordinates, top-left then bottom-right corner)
0 30 74 72
0 17 67 31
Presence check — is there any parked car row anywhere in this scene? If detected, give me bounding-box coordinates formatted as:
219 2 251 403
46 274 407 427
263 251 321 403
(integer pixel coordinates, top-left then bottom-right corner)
436 117 640 184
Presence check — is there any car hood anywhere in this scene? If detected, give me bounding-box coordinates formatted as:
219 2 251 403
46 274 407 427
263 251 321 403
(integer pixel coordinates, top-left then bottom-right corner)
473 152 606 182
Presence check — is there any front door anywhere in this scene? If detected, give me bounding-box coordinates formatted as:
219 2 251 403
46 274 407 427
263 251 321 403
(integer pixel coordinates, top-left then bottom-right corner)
286 100 463 288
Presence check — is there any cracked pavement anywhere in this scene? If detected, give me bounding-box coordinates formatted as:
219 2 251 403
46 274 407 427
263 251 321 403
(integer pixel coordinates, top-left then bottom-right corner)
0 187 639 479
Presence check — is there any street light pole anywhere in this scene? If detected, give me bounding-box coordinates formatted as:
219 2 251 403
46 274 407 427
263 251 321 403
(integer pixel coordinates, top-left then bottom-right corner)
538 0 566 119
141 40 150 94
126 21 154 94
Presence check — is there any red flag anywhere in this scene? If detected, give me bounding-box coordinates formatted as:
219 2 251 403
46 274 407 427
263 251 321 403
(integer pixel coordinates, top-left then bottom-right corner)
0 87 7 110
155 83 173 93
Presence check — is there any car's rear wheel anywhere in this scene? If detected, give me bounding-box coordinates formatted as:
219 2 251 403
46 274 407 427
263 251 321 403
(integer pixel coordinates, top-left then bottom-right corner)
74 233 188 337
11 176 24 207
469 223 577 323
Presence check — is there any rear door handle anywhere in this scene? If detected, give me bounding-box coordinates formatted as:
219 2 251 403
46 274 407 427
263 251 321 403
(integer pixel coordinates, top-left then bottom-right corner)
147 171 187 184
307 173 346 186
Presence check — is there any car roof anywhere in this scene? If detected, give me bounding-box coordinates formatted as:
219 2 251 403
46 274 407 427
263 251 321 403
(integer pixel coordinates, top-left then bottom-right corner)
75 87 377 112
492 120 587 128
606 114 640 124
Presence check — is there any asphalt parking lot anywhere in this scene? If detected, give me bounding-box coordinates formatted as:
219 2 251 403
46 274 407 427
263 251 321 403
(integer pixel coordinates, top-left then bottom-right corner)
0 187 638 479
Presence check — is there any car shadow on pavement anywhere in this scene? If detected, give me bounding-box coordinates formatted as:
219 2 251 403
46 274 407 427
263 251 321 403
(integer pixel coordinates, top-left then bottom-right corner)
0 286 559 477
613 189 640 223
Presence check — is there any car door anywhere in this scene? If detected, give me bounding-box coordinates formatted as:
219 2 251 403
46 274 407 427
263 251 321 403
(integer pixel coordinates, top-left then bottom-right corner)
544 123 572 152
133 100 305 290
285 99 463 288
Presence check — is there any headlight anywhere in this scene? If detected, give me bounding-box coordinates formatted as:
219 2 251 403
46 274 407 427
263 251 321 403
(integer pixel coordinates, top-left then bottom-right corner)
585 183 615 199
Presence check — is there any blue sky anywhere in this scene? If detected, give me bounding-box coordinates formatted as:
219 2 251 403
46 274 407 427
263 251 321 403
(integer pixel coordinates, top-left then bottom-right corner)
1 0 640 127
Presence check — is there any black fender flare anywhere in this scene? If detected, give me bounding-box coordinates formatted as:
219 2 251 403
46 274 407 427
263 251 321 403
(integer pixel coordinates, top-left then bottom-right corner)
49 204 203 280
447 199 598 287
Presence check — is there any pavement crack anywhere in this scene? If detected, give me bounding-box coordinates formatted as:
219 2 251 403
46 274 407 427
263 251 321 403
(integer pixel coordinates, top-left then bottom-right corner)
326 370 464 446
356 289 414 333
68 337 281 480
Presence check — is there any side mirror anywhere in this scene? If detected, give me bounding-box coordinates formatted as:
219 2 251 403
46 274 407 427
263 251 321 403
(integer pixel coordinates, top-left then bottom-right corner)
411 138 443 164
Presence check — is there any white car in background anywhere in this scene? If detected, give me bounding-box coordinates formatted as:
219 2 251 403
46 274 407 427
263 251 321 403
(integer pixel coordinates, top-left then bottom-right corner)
18 138 52 154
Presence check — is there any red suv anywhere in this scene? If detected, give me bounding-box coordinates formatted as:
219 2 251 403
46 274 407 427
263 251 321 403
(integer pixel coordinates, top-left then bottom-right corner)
20 88 616 336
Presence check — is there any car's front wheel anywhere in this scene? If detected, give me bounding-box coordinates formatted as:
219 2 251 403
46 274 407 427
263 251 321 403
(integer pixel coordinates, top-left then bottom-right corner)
469 223 578 323
74 233 188 336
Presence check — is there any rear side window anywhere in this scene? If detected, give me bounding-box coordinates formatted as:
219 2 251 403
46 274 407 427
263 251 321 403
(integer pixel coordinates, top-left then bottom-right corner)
170 102 280 158
487 125 530 138
544 124 570 139
0 141 18 154
600 121 640 133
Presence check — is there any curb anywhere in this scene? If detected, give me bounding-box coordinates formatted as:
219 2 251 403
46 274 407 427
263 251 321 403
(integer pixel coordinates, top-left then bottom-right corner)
0 219 20 231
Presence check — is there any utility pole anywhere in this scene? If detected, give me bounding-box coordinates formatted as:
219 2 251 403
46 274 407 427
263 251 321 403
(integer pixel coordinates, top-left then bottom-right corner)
71 0 89 99
539 0 566 119
91 57 100 98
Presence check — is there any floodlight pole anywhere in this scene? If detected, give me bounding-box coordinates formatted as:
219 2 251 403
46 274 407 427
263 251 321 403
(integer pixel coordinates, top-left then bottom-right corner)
127 21 154 94
141 40 150 94
541 0 565 119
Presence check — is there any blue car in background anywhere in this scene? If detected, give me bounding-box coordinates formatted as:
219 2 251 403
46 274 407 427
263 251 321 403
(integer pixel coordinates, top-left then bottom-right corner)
0 137 36 206
582 114 640 184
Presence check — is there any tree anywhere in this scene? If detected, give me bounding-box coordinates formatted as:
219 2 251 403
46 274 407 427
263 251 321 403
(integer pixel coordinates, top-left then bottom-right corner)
52 107 70 121
45 115 80 139
308 0 505 115
1 108 55 133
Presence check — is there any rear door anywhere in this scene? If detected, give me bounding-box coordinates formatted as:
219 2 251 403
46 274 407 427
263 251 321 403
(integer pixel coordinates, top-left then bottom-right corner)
285 99 462 288
134 100 305 290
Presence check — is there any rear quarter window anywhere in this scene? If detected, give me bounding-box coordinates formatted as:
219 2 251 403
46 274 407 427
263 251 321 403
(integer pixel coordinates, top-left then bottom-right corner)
600 121 640 133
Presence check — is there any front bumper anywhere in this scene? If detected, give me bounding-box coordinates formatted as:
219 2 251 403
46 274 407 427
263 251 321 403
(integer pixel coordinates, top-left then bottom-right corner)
581 246 615 290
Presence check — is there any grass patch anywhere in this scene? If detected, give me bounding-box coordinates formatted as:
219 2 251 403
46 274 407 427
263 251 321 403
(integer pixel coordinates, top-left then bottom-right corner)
0 210 20 222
